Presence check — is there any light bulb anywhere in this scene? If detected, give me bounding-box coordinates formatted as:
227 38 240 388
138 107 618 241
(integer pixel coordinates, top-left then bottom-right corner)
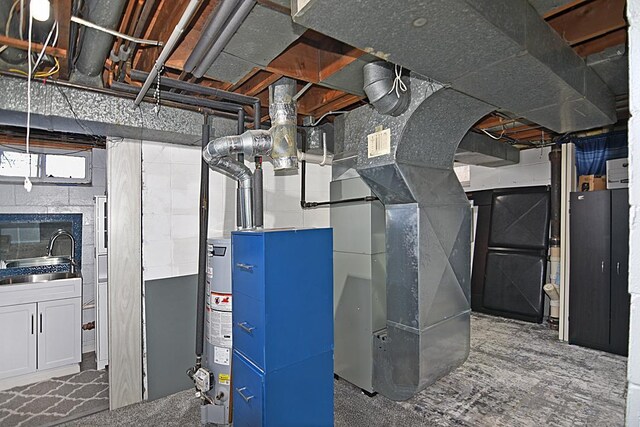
30 0 51 22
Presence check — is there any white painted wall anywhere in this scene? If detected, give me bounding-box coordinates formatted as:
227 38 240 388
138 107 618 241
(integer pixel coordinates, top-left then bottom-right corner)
0 148 106 353
627 0 640 424
141 142 331 281
458 146 551 192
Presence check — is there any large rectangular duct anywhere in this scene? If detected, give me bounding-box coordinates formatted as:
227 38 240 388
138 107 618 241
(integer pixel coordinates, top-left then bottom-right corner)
455 132 520 167
335 77 494 400
292 0 616 133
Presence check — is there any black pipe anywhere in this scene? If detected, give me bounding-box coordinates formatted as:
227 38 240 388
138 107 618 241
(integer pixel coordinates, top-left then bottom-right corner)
130 69 258 106
195 114 211 364
299 129 377 208
253 157 263 227
237 109 245 228
549 144 562 247
110 82 248 114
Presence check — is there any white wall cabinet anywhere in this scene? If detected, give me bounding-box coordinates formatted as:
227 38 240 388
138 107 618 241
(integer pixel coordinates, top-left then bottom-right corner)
0 303 37 380
37 298 82 371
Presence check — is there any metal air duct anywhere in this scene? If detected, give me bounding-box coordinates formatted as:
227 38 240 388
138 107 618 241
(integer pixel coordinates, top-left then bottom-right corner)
363 61 410 117
269 77 298 170
293 0 616 133
202 77 299 229
338 77 493 401
74 0 128 79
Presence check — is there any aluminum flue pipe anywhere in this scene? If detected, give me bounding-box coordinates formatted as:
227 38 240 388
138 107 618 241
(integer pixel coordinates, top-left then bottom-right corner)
202 129 272 229
269 77 298 170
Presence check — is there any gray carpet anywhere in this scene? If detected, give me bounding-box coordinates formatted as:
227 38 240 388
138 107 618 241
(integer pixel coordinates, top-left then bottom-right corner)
65 313 627 426
0 370 109 427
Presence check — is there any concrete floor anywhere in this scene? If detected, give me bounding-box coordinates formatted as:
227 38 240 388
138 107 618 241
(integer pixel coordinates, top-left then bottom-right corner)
64 313 628 426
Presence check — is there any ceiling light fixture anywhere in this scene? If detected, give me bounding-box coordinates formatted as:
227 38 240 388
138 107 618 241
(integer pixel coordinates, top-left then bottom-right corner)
30 0 50 22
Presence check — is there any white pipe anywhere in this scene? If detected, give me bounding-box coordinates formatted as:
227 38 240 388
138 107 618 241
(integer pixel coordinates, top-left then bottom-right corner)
70 16 163 46
297 150 333 165
543 283 560 301
134 0 202 106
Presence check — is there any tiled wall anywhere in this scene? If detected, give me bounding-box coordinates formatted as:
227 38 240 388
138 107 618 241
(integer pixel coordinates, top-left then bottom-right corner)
0 148 107 353
142 142 331 281
628 0 639 423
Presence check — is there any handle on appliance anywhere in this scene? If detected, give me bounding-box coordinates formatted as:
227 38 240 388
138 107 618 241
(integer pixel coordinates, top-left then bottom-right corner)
236 387 254 402
236 263 254 272
31 315 34 335
617 262 620 275
237 321 255 334
39 313 42 333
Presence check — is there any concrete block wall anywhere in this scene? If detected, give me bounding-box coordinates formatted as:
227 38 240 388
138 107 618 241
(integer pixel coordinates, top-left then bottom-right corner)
0 148 107 353
628 1 640 424
142 142 331 281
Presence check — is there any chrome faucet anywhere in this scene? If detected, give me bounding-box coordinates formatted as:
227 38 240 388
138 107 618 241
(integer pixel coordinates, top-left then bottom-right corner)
47 229 77 273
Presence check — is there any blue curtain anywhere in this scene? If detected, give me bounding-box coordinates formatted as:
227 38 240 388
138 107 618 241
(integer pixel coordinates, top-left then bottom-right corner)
574 131 628 176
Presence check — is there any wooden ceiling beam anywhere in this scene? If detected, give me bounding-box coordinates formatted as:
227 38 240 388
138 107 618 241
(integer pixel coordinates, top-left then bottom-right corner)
312 93 362 117
573 28 627 57
297 86 346 115
52 0 72 79
237 71 283 96
546 0 627 46
266 39 320 82
543 0 590 19
0 35 67 58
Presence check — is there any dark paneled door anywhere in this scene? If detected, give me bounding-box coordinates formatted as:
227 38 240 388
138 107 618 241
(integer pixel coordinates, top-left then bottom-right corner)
569 191 611 350
610 189 630 356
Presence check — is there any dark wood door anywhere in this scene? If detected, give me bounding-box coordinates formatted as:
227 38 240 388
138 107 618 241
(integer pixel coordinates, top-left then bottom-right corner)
569 191 611 350
610 189 630 356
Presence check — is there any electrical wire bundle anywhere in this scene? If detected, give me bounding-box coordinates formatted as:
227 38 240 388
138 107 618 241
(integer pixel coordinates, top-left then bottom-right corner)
1 0 60 78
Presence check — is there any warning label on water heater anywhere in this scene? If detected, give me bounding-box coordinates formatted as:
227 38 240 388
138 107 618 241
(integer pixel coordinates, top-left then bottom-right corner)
367 128 391 158
214 346 230 366
210 311 232 347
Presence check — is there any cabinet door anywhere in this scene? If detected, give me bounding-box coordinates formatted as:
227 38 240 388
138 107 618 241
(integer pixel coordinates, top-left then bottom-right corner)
569 191 611 350
610 189 630 356
37 298 82 371
0 303 37 379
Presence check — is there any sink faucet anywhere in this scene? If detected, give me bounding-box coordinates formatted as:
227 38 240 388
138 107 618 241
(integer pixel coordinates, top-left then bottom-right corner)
47 229 77 273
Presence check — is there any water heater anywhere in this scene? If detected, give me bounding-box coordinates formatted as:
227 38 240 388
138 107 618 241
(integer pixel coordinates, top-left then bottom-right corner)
200 238 232 426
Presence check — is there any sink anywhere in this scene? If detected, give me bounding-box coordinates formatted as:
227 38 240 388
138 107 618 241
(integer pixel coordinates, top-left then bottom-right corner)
0 272 81 286
5 256 71 269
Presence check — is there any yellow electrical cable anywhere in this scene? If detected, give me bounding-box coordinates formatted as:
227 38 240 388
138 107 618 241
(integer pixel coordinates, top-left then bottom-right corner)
9 57 60 78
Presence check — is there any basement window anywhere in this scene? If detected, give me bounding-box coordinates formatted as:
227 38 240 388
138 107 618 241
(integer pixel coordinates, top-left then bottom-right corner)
0 146 92 184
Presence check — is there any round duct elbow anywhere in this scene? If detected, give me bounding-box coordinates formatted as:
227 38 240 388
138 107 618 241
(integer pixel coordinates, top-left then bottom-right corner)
363 61 410 117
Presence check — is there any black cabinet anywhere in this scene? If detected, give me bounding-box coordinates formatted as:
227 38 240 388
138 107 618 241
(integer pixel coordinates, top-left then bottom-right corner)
569 189 630 356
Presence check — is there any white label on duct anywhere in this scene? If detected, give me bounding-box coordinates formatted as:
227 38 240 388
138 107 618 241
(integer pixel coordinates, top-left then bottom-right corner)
210 311 232 347
214 346 230 366
367 128 391 158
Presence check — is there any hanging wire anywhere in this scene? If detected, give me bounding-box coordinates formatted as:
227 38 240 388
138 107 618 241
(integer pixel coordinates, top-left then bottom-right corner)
387 64 407 99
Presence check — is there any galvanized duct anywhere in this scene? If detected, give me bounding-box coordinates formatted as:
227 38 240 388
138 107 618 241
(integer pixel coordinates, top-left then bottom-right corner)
363 61 410 117
340 77 493 400
293 0 616 133
74 0 127 79
203 129 272 228
269 77 298 170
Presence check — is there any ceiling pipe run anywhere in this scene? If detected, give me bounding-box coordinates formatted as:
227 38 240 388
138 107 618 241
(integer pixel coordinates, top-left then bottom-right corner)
183 0 242 74
134 0 202 106
73 0 128 79
191 0 256 78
